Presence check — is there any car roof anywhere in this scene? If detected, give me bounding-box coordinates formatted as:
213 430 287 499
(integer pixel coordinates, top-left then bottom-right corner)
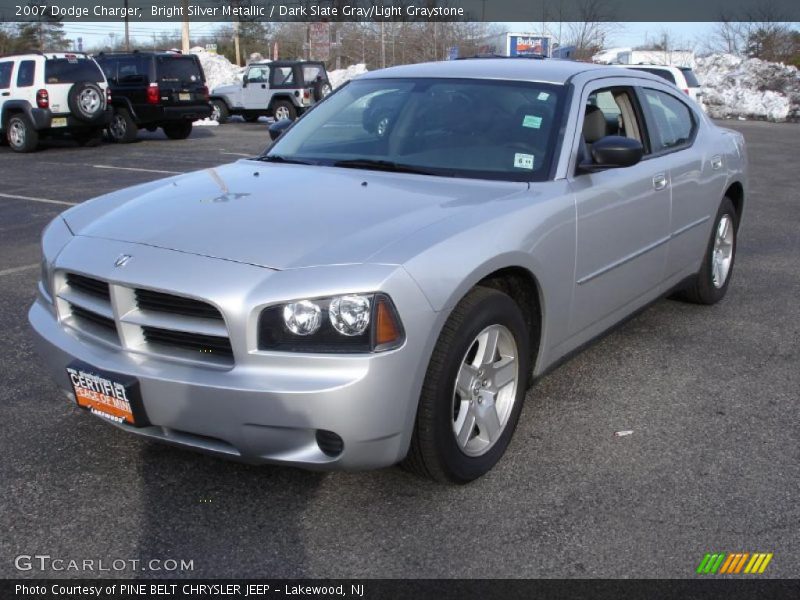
0 52 92 60
358 58 646 85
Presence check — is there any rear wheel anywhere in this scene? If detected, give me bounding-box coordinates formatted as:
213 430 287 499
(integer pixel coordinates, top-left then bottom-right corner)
210 99 229 123
162 121 193 140
402 287 530 483
272 100 296 122
107 108 138 143
678 197 738 305
6 114 39 152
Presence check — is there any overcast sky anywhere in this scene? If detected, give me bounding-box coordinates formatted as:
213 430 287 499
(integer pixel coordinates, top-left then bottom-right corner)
60 21 717 51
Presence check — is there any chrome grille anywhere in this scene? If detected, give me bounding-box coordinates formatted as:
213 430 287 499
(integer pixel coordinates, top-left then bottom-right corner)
56 272 233 367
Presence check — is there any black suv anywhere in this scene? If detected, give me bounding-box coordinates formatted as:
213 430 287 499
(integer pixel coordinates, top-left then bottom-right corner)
94 51 211 142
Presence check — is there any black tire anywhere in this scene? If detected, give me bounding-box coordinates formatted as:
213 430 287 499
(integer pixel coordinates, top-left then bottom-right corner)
73 128 104 147
210 99 229 124
402 286 531 483
67 81 106 124
6 113 39 153
162 121 193 140
107 108 138 143
271 100 296 122
312 79 332 102
677 197 738 305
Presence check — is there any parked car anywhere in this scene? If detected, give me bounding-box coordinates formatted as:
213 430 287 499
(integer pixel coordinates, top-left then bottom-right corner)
209 60 331 123
613 64 704 105
29 59 746 483
0 52 111 152
94 50 211 142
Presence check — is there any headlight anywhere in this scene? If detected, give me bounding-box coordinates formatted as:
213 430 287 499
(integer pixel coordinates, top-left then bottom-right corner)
40 216 73 300
259 293 404 353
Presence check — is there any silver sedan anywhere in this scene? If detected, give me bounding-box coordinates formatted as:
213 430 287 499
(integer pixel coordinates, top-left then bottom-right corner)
29 58 747 483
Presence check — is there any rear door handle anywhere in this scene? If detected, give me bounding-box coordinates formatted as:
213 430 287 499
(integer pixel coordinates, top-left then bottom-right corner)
652 173 668 191
711 155 723 170
260 84 266 89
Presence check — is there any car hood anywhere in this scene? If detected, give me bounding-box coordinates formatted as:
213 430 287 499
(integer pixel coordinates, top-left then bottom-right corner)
62 160 528 270
211 83 240 95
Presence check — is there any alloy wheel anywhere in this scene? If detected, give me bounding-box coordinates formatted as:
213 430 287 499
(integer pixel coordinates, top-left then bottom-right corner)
452 324 519 457
712 214 734 288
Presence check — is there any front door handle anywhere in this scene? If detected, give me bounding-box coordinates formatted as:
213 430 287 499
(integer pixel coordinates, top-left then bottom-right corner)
261 84 266 89
653 173 668 191
1 92 9 97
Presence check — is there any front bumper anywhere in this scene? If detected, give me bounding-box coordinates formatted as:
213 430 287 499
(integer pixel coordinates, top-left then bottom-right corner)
28 241 439 470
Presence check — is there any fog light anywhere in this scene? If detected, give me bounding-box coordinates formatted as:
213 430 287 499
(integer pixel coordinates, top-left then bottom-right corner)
329 295 370 336
282 300 321 335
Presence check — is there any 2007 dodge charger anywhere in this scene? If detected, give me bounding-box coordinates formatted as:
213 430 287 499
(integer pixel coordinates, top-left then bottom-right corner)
29 58 747 483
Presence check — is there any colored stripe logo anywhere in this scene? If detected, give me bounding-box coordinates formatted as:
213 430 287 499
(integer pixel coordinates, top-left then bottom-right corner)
696 552 773 574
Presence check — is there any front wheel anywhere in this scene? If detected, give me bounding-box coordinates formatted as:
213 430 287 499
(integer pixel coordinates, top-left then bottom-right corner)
162 121 193 140
678 197 738 305
402 287 531 483
6 114 39 152
210 99 229 124
107 108 138 143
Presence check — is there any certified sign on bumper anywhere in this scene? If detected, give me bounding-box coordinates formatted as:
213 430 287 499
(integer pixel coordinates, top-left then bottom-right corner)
66 362 145 425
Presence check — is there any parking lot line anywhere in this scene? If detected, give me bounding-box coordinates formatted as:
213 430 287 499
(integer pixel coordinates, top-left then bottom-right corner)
92 164 183 175
0 192 77 206
0 263 38 277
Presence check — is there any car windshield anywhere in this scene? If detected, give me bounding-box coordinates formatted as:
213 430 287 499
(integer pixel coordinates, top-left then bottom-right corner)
266 78 565 181
45 58 104 84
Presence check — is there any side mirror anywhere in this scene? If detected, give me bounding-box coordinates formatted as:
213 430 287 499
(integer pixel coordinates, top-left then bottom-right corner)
268 118 293 141
579 136 644 172
242 76 248 87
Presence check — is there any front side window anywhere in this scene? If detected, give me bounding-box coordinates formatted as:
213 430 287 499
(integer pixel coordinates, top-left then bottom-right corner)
0 61 12 88
641 88 695 152
246 66 269 83
267 78 565 182
16 60 35 87
583 87 647 153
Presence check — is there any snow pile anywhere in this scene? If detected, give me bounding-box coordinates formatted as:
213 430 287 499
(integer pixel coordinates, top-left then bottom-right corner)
328 63 368 89
695 54 800 122
189 47 244 91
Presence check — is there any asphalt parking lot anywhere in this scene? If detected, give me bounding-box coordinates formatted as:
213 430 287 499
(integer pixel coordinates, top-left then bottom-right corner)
0 120 797 579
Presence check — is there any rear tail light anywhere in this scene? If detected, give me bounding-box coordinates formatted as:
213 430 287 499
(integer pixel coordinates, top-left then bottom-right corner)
199 85 209 101
683 88 690 95
303 89 310 100
146 83 159 105
36 89 49 109
105 87 112 104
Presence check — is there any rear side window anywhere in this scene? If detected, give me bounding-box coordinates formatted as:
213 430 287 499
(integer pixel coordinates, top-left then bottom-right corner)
45 58 104 84
157 56 203 83
0 61 12 88
638 68 676 85
16 60 35 87
115 56 149 83
271 67 295 86
302 65 324 83
680 68 700 87
641 88 695 152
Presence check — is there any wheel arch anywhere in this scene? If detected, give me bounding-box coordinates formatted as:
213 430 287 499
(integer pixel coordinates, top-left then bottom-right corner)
725 180 745 226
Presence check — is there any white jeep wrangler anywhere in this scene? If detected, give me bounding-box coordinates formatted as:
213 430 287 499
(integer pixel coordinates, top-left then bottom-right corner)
0 52 111 152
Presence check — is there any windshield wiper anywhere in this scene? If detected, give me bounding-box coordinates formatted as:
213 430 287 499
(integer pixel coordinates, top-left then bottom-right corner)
332 158 444 176
255 155 315 165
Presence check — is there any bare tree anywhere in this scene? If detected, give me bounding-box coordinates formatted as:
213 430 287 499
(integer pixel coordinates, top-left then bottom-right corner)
565 0 619 60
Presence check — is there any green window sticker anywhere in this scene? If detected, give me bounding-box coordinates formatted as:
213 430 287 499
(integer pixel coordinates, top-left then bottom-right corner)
513 153 535 170
522 115 542 129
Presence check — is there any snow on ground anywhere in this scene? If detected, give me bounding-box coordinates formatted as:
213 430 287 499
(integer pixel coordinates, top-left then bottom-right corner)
328 63 368 88
695 54 800 122
190 47 244 91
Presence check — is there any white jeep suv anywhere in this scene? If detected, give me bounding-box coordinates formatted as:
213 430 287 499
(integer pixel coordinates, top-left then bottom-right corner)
0 52 111 152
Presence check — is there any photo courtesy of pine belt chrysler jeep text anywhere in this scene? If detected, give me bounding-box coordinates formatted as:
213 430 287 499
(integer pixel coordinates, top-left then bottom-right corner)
29 59 747 483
